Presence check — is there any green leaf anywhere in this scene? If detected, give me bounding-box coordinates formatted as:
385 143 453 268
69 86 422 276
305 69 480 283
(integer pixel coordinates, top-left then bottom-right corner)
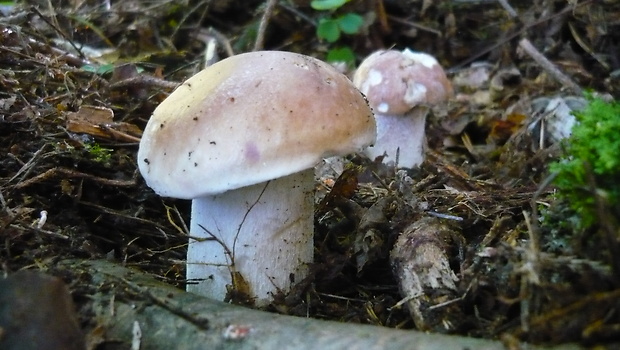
336 13 364 34
317 18 341 43
311 0 348 11
0 1 16 13
326 47 356 67
81 63 115 75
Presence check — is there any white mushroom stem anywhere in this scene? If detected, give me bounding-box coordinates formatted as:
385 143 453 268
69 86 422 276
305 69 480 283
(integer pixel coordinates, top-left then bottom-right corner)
186 169 314 306
364 106 430 168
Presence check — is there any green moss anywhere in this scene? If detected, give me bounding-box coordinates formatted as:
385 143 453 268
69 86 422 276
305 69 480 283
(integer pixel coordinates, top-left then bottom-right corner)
549 95 620 228
84 142 113 165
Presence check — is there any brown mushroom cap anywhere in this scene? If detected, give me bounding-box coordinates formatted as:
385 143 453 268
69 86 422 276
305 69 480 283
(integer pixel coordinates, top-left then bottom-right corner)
138 51 376 199
353 49 453 115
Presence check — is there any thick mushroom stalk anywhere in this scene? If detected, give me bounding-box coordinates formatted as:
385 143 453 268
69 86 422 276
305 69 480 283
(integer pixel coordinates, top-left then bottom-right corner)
354 49 453 168
137 51 375 306
188 170 313 303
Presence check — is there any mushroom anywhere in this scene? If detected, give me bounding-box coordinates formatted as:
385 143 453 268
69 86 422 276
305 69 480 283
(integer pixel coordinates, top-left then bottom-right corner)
138 51 375 306
353 49 453 168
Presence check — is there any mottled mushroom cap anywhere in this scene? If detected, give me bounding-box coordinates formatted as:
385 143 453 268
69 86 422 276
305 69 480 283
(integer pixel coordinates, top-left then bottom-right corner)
353 49 453 115
138 51 376 199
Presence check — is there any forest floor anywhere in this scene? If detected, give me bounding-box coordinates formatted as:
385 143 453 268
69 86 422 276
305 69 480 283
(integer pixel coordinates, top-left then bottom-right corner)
1 0 619 348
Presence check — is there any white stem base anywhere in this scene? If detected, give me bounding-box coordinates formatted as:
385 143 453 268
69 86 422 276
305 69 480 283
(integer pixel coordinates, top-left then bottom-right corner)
364 108 428 168
186 170 314 306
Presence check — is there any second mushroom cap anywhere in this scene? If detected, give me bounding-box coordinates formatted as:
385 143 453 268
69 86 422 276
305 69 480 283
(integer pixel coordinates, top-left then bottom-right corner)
353 49 453 115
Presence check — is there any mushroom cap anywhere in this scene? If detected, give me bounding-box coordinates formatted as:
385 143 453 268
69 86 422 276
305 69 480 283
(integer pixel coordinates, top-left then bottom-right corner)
138 51 376 199
353 49 453 115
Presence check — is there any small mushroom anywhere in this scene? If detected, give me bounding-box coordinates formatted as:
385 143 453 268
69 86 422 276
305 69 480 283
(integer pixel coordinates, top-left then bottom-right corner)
353 49 453 168
138 51 375 306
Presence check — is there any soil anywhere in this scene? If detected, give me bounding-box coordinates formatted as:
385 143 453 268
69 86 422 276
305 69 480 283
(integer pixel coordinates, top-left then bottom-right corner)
1 0 619 348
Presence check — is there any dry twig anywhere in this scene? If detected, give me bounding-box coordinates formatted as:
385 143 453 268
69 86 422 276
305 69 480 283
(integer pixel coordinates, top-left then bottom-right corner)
108 76 180 91
518 38 583 95
13 168 135 189
254 0 278 51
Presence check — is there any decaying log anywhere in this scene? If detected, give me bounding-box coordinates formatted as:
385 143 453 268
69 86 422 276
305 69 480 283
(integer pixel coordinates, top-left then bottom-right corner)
57 259 581 350
390 217 464 332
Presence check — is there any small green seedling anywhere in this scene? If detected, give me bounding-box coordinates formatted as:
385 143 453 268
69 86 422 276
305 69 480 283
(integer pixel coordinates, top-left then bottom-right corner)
311 0 364 67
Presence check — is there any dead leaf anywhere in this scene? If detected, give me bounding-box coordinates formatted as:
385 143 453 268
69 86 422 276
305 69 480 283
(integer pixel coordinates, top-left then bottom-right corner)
488 113 527 144
66 105 142 142
316 165 361 215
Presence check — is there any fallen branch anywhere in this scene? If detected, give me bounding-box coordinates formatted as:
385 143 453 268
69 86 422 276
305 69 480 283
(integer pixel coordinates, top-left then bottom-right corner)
57 259 584 350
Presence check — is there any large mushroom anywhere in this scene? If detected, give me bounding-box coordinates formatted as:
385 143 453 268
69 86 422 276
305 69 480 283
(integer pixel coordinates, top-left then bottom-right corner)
353 49 453 168
138 51 375 306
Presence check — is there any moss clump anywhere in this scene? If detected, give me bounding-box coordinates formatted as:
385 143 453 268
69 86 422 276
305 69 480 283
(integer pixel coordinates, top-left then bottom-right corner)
549 96 620 229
